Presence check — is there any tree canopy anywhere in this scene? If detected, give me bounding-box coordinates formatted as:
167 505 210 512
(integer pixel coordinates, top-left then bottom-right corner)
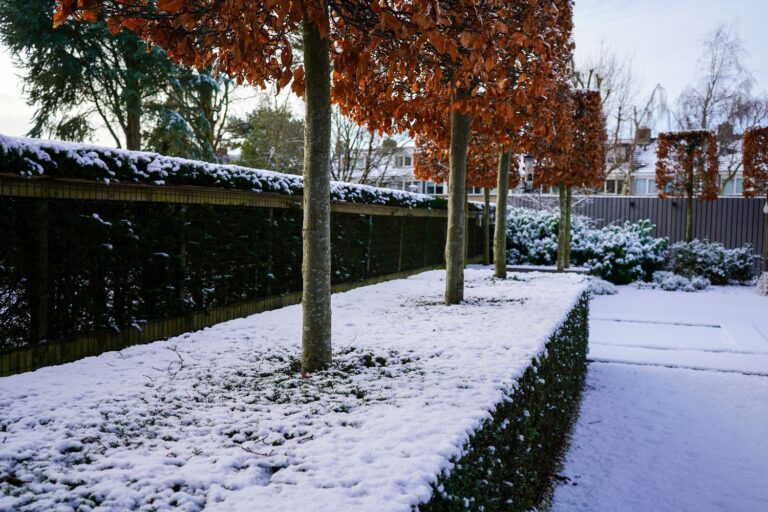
656 130 719 201
743 126 768 198
0 0 173 149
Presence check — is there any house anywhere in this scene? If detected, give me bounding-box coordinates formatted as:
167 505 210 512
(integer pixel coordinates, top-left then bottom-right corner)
602 125 746 197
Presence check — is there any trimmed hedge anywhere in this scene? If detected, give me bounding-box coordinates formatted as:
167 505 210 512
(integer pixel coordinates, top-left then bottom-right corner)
0 134 460 210
421 293 589 511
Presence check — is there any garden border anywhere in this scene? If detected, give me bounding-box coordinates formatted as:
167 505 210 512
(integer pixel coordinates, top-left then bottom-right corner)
420 293 589 511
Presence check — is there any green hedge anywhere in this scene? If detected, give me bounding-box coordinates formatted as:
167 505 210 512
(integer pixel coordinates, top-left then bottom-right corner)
421 294 589 511
0 134 457 210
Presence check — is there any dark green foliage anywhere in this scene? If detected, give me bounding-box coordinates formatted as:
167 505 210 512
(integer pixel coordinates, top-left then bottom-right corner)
228 99 305 174
0 199 33 348
572 221 668 285
144 69 233 163
0 197 484 351
505 209 668 284
665 240 756 284
420 295 589 511
0 0 171 147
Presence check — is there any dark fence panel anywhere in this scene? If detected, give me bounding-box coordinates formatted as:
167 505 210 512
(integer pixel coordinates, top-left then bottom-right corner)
0 190 486 376
508 195 766 266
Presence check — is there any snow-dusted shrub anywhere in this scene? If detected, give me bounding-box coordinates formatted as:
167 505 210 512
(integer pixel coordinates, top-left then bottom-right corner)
665 240 756 284
506 209 667 284
587 277 619 296
637 271 711 292
757 272 768 296
572 220 668 285
505 208 564 266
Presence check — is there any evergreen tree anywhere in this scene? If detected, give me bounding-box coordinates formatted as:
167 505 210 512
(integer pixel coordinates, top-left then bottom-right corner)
228 96 305 174
144 68 234 162
0 0 172 149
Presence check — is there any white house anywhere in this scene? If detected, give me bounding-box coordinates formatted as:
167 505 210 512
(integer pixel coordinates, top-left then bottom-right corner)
603 125 746 197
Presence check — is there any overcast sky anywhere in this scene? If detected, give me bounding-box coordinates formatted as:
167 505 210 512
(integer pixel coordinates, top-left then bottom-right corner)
1 1 767 144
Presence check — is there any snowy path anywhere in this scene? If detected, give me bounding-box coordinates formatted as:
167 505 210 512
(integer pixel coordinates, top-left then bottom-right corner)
551 286 768 512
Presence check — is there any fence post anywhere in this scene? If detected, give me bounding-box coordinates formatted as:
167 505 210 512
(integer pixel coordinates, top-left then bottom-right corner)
366 215 373 276
763 195 768 273
267 207 273 296
398 217 405 273
33 200 49 343
179 204 188 306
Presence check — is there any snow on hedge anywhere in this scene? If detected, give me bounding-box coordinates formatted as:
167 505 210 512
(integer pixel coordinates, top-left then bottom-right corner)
0 269 587 511
0 134 455 210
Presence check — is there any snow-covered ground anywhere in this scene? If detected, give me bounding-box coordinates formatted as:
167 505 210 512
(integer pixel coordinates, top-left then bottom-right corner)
551 285 768 512
0 270 587 512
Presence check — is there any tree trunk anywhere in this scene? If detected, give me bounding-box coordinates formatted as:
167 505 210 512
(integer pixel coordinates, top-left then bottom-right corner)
685 195 695 243
123 53 142 151
557 184 567 272
482 187 490 265
564 186 573 268
301 10 333 373
445 96 471 305
494 150 511 279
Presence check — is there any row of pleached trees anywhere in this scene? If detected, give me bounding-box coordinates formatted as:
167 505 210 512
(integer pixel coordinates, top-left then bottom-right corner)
53 0 610 372
654 126 768 244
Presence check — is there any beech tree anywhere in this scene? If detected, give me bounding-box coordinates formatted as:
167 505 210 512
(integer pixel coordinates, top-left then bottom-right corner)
742 126 768 273
334 0 574 301
52 0 423 372
533 89 605 271
414 135 520 266
656 130 719 242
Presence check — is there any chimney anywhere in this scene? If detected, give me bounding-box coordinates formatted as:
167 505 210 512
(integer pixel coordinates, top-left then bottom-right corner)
635 127 652 146
717 122 734 143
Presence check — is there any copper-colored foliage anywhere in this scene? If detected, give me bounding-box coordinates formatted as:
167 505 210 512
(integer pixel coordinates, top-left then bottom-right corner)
413 134 520 189
54 1 573 187
333 0 575 150
532 88 605 189
743 126 768 198
656 130 719 201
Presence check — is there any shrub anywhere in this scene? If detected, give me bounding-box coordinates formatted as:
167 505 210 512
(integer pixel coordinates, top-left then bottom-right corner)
505 209 667 284
636 271 711 292
587 277 619 296
665 240 756 284
572 220 668 285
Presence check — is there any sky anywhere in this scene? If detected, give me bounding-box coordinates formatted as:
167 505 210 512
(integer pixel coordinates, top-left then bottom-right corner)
1 0 767 144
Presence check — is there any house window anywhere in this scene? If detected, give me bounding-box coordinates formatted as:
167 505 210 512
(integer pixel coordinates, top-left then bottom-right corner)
723 179 735 195
395 156 413 168
632 178 656 195
425 181 444 195
605 179 625 195
735 178 743 195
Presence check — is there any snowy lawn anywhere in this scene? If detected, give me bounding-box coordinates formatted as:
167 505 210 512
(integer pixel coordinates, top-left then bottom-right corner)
551 285 768 512
0 269 587 512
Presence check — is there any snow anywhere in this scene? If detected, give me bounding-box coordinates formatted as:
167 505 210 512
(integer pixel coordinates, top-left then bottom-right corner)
0 269 587 512
0 133 457 211
551 285 768 511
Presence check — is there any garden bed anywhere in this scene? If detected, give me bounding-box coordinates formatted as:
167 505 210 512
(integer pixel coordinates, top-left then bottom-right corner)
0 270 588 511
